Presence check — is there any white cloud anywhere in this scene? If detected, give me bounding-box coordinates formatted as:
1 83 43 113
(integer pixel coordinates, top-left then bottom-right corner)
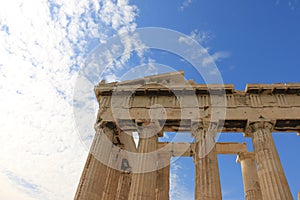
179 0 193 11
104 74 117 82
178 29 212 48
0 171 36 200
0 0 139 199
170 158 194 200
202 51 231 67
178 29 230 70
189 29 213 45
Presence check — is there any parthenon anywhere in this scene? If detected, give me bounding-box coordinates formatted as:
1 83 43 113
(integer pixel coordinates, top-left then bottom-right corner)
74 71 300 200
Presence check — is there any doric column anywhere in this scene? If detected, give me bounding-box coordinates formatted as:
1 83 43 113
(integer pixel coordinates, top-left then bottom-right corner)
128 122 159 200
246 121 293 200
115 171 131 200
101 144 122 200
237 152 262 200
192 123 222 200
74 123 115 200
114 131 136 200
102 130 135 199
156 152 171 200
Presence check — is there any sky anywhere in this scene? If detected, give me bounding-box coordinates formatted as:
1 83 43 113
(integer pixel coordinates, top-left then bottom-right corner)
0 0 300 200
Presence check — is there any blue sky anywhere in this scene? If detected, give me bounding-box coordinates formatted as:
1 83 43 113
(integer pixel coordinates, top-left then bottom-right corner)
131 0 300 199
0 0 299 199
133 0 300 86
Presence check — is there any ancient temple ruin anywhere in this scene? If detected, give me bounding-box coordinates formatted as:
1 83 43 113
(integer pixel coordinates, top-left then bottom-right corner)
74 71 300 200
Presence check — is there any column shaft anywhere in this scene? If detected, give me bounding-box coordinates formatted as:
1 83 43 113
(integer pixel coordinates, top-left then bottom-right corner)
193 124 222 200
101 146 122 200
115 172 131 200
237 152 262 200
128 123 159 200
248 122 293 200
156 153 170 200
74 126 114 200
114 131 135 200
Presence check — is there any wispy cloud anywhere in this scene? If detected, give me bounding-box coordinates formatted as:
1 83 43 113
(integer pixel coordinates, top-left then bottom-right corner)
202 51 231 67
189 29 213 45
170 158 194 200
288 0 298 9
0 0 139 199
0 171 36 200
276 0 299 10
177 29 212 49
3 170 43 198
179 0 193 11
178 29 231 71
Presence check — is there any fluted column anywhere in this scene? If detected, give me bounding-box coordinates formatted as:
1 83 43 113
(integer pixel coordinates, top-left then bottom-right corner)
74 124 115 200
101 144 122 200
114 152 132 200
247 122 293 200
115 171 131 200
128 122 159 200
156 152 171 200
102 130 136 199
237 152 262 200
192 123 222 200
114 131 136 200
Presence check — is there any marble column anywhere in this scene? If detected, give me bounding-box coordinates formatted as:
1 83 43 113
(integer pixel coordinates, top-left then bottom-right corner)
115 171 131 200
128 122 159 200
101 145 122 200
156 152 171 200
237 152 262 200
114 131 136 200
74 124 115 200
192 123 222 200
102 129 137 199
247 122 293 200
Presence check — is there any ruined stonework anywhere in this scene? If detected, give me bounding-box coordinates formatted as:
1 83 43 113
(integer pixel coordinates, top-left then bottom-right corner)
75 71 299 200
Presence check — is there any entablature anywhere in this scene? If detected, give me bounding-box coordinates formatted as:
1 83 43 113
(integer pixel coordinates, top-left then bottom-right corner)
94 72 300 134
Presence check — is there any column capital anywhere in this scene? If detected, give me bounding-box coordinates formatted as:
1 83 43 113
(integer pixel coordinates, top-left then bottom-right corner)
94 121 118 135
138 120 161 138
191 122 205 143
191 122 218 138
192 121 218 159
192 122 217 143
236 152 255 163
245 121 274 137
191 121 204 133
